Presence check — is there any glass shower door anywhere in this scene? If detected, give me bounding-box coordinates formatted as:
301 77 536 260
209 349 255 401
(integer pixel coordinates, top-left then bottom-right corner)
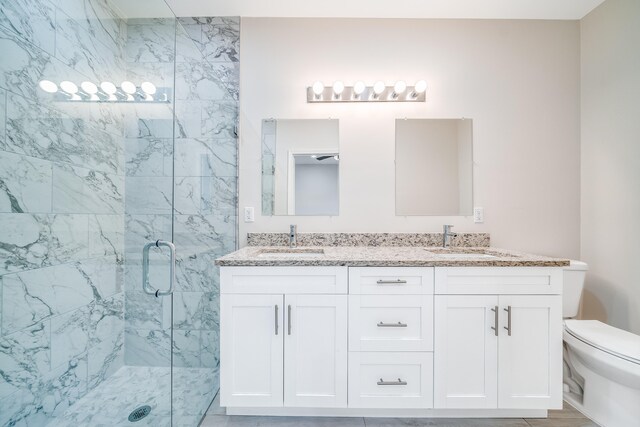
169 16 239 425
121 3 179 425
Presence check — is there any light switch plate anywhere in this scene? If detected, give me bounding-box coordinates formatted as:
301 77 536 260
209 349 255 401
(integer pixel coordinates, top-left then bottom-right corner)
473 207 484 223
244 207 255 223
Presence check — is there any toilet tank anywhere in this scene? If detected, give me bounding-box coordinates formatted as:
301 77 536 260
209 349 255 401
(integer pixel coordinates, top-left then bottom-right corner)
563 260 588 318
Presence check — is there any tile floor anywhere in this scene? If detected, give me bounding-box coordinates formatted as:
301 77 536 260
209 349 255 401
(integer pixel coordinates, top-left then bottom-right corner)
199 396 598 427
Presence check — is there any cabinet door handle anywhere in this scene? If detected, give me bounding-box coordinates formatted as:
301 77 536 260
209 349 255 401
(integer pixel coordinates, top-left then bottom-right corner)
491 306 498 336
377 378 407 386
376 279 407 285
275 304 279 335
287 304 292 335
504 305 512 336
377 321 408 328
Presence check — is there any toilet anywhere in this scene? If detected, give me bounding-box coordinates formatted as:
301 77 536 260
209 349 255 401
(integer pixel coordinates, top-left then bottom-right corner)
562 261 640 427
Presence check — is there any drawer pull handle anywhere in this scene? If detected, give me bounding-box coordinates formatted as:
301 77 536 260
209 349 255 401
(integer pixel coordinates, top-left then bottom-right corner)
491 306 498 336
377 321 408 328
504 305 512 336
274 305 279 335
377 378 407 386
376 279 407 285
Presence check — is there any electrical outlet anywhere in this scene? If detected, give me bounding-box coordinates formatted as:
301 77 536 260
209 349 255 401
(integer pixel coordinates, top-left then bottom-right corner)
473 207 484 223
244 207 255 223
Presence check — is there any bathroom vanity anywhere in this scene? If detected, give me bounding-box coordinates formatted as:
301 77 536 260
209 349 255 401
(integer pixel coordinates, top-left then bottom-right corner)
216 233 569 418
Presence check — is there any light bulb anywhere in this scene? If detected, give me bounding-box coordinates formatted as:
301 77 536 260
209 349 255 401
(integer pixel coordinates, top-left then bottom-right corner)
353 81 365 95
312 81 324 96
60 81 78 94
393 80 407 95
38 80 58 93
81 81 99 101
333 81 344 95
121 81 136 94
100 81 117 101
100 81 117 94
81 81 98 94
373 81 385 95
141 81 157 95
414 80 427 94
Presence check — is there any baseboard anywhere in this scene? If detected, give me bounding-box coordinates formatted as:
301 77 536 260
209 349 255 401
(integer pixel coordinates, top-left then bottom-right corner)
225 407 548 418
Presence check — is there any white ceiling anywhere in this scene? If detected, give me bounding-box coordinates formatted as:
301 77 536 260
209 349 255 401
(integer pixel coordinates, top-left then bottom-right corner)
160 0 605 20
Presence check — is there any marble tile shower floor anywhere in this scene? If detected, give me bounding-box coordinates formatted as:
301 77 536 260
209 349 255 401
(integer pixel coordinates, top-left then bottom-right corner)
48 365 217 427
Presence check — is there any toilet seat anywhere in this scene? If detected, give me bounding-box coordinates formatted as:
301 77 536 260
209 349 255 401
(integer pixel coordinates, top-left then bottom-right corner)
564 320 640 365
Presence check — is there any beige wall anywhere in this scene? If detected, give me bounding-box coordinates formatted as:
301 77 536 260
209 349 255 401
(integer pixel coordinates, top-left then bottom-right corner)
580 0 640 333
239 18 581 258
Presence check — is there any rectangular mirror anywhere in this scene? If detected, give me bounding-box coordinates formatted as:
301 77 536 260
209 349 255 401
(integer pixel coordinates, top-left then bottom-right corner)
395 118 473 216
262 119 339 216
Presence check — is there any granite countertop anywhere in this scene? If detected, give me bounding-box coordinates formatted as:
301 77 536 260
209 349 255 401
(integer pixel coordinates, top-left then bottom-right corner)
215 246 570 267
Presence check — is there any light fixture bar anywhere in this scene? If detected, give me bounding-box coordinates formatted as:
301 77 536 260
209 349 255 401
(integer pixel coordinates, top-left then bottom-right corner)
37 80 171 103
307 82 426 103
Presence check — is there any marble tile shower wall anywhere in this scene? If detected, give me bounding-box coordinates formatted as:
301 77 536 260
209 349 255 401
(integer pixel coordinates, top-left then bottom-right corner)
122 16 239 385
0 0 127 425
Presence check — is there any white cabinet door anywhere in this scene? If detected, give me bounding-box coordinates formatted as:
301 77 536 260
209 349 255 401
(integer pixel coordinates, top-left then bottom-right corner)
284 294 348 407
498 295 562 409
220 294 284 407
434 295 499 409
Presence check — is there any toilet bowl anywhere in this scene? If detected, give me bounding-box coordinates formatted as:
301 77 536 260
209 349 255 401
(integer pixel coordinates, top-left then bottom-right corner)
562 261 640 427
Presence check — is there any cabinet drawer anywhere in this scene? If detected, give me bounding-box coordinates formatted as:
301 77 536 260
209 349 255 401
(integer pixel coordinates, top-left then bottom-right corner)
435 267 562 295
220 266 348 294
349 295 433 351
348 352 433 408
349 267 434 295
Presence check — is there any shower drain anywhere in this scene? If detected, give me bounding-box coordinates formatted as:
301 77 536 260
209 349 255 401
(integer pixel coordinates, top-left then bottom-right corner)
128 405 152 422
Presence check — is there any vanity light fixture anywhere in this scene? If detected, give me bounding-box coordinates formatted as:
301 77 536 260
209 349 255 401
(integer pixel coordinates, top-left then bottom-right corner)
37 80 170 103
307 80 427 103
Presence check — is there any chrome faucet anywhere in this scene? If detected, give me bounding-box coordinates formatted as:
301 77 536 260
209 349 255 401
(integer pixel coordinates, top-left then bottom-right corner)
443 224 457 248
289 224 297 248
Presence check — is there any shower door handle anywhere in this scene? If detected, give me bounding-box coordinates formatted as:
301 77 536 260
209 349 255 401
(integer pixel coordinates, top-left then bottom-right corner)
142 240 176 297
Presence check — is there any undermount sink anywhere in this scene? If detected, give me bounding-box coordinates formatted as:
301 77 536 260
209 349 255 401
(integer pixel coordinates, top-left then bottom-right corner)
257 248 325 258
435 253 497 259
425 247 507 259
